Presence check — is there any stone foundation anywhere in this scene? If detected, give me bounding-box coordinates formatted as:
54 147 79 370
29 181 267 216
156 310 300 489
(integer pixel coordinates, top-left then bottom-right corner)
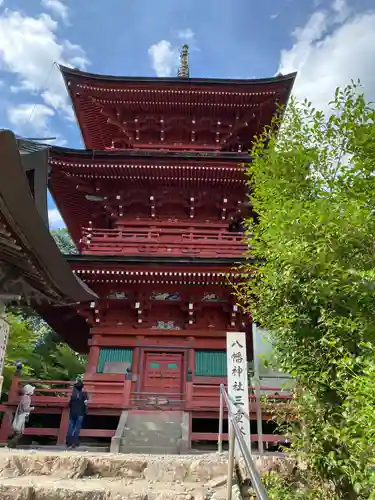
0 449 243 499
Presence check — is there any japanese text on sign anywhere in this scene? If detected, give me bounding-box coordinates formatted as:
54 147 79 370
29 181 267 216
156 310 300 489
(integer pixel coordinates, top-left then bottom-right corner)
226 332 251 454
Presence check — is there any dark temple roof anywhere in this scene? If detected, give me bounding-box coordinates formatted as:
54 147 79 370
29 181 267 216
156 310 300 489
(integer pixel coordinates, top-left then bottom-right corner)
0 130 97 352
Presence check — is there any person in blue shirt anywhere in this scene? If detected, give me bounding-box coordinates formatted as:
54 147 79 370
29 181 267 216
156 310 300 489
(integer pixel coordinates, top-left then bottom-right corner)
66 379 88 449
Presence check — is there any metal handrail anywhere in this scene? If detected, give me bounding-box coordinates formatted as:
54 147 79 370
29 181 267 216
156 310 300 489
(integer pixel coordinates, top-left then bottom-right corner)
218 383 269 500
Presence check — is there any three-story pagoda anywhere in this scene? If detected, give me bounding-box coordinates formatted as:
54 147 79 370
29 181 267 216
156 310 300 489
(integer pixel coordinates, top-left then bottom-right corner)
3 47 295 449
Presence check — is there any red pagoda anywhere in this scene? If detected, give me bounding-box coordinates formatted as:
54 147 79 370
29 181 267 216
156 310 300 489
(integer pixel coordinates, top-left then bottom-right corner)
2 47 296 450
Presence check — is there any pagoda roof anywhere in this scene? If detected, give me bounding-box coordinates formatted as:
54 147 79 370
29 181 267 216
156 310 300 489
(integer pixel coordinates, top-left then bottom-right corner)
59 65 296 151
48 146 249 246
68 255 249 287
0 130 97 352
60 64 296 87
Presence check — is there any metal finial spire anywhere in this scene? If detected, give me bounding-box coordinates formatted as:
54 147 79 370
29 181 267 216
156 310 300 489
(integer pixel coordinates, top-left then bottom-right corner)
177 44 190 78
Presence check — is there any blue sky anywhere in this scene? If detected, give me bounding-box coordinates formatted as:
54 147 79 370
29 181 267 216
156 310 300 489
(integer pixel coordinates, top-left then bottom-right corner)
0 0 374 229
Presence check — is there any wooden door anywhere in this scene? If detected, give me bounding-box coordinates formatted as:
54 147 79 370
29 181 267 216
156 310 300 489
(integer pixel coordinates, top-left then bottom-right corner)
142 352 183 396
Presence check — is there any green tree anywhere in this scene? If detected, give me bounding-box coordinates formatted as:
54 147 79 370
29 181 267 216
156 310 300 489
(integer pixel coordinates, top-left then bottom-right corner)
236 82 375 499
2 312 87 397
2 314 39 393
51 228 77 254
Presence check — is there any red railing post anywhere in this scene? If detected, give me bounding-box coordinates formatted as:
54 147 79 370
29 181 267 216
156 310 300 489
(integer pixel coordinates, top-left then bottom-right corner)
0 408 14 443
57 407 70 445
185 381 193 409
8 375 20 403
123 379 131 407
81 226 246 258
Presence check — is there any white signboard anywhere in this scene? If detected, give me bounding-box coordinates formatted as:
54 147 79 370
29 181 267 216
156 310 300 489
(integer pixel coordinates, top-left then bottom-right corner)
0 315 9 372
0 313 10 397
226 331 251 455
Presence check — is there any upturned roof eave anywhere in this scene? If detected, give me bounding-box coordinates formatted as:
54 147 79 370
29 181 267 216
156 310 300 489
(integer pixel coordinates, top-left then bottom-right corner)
59 64 297 88
0 130 97 305
49 145 252 163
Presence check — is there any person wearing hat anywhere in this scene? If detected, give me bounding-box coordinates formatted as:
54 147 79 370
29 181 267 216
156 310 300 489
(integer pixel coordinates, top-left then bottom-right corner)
8 384 35 448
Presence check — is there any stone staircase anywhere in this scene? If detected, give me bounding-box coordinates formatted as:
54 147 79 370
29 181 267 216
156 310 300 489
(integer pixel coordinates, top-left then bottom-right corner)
0 448 242 499
118 410 187 455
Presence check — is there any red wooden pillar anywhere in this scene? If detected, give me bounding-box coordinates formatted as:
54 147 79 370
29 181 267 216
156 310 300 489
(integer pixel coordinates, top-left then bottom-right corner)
186 337 195 408
86 345 100 375
187 338 195 374
8 375 20 403
123 379 132 407
57 408 70 445
0 409 13 443
185 382 193 409
131 345 141 375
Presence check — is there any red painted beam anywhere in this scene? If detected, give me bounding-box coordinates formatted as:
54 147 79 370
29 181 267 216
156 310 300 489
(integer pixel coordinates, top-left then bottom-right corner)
23 428 115 438
24 428 59 436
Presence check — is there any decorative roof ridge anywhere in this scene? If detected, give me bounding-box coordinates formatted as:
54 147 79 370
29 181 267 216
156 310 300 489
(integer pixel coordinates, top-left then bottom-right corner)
177 44 189 78
58 64 296 87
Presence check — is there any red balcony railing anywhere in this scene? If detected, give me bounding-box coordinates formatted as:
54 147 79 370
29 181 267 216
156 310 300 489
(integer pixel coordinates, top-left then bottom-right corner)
7 377 292 413
80 227 247 258
7 378 128 408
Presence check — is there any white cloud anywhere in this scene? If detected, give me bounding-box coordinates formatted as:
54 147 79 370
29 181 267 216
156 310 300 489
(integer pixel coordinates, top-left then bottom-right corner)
41 0 69 25
148 30 197 77
48 208 65 229
7 103 67 144
278 1 375 114
0 9 89 135
148 40 179 77
332 0 351 23
177 28 195 41
7 103 54 135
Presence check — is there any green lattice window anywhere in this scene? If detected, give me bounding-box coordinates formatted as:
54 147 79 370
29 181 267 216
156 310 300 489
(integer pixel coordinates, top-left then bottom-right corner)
195 350 227 377
97 348 133 373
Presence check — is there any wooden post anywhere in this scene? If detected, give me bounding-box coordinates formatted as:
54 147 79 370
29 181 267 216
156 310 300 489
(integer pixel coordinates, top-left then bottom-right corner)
57 408 70 445
123 379 131 407
8 375 20 403
132 344 141 375
0 409 13 443
185 381 193 409
86 345 100 375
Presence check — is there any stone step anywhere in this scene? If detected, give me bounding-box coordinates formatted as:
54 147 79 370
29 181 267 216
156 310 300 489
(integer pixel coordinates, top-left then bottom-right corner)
125 421 182 430
0 450 249 499
128 426 182 432
0 449 229 482
125 429 181 436
120 446 179 456
120 442 179 450
2 444 111 453
119 445 179 455
121 436 180 446
0 475 221 500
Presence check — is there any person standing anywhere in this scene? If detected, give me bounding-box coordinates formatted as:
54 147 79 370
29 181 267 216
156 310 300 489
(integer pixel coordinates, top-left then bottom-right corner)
66 379 88 449
8 384 35 448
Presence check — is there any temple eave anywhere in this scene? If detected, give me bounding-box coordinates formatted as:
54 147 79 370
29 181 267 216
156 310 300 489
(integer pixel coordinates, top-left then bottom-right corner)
60 63 296 87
